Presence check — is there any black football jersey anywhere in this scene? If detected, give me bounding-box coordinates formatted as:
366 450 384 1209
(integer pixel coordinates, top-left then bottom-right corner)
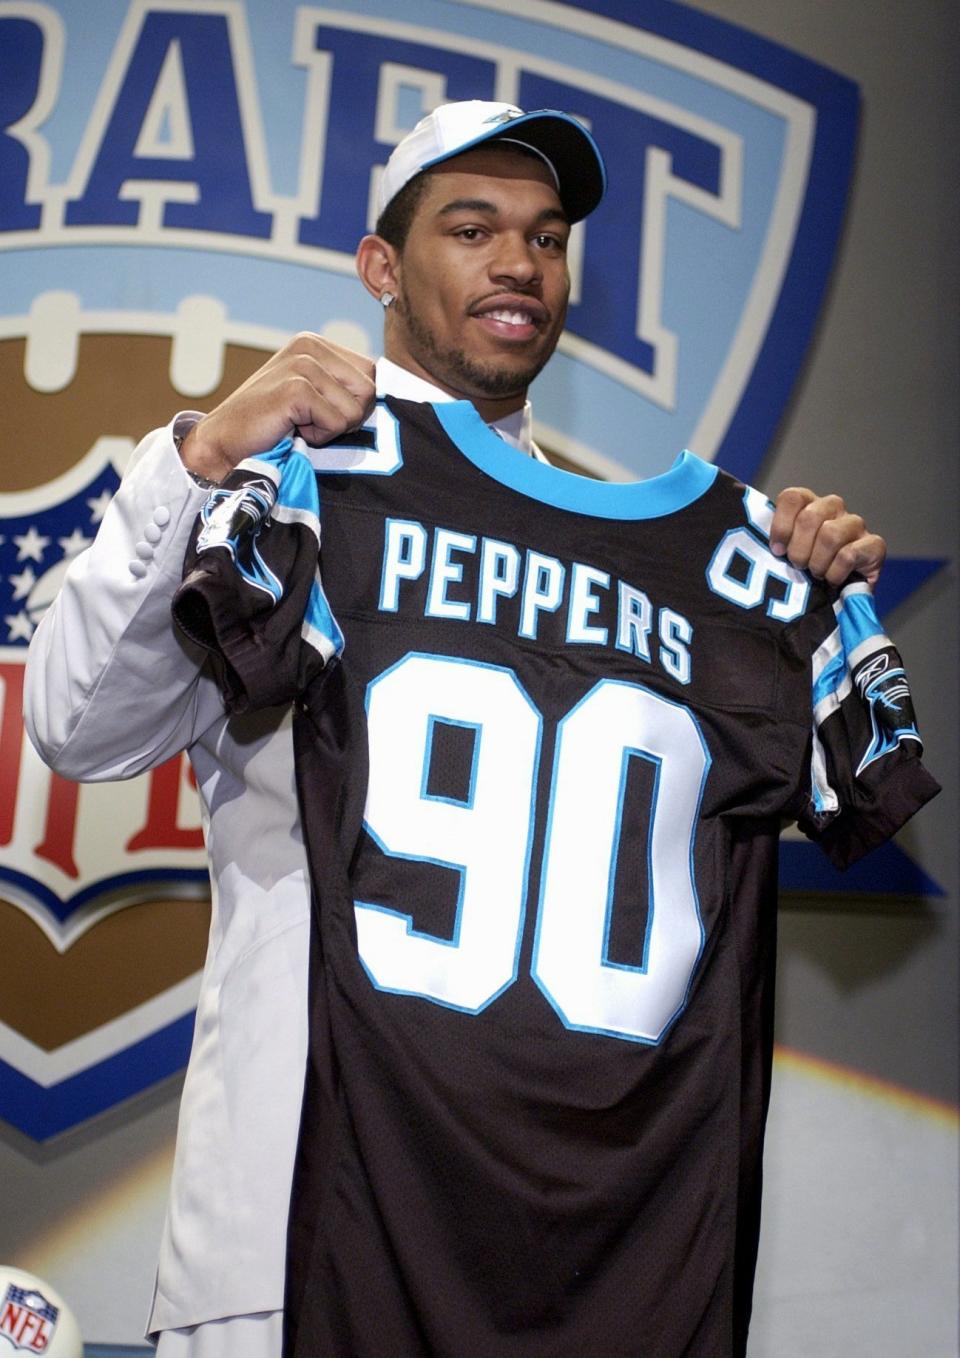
174 396 938 1358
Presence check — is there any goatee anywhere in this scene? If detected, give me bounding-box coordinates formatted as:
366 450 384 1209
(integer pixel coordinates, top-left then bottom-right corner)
395 296 552 399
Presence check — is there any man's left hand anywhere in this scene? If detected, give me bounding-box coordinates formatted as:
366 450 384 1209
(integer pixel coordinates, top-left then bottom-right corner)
769 488 887 587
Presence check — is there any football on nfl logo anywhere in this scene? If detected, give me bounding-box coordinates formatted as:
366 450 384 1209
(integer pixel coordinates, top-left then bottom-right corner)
0 1267 82 1357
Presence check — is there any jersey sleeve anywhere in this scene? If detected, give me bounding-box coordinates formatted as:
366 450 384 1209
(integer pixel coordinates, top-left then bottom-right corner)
795 581 940 869
172 440 343 713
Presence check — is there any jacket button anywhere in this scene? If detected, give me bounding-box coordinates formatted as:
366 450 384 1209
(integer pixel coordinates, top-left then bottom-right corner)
129 560 148 579
144 522 162 544
153 506 171 527
135 540 154 561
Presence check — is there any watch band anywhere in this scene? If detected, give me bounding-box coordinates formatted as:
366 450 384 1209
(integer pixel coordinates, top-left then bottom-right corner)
174 428 220 490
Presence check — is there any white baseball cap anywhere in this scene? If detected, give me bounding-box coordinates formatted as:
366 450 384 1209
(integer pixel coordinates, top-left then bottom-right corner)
376 100 606 224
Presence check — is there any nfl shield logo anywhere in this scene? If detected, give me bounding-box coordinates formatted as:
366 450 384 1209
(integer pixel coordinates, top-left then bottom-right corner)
0 1268 83 1357
0 440 212 1142
0 1282 59 1354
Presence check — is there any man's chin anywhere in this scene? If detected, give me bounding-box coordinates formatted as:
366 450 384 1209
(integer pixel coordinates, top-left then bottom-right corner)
396 304 557 402
445 353 549 402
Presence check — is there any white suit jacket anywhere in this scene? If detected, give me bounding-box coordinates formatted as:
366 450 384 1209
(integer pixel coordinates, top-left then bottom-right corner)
23 364 540 1332
25 424 311 1331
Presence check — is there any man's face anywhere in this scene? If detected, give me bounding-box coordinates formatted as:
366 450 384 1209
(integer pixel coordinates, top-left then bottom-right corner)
385 146 571 415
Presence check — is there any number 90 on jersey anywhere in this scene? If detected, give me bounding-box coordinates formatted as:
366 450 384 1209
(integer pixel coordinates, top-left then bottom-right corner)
355 653 711 1045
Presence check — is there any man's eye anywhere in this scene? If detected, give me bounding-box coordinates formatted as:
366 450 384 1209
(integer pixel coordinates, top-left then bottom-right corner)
534 233 565 251
455 227 484 241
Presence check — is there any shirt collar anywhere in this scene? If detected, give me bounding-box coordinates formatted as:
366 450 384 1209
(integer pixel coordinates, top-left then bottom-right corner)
375 357 540 459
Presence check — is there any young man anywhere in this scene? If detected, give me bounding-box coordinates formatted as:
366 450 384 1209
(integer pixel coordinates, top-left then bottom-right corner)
25 103 929 1358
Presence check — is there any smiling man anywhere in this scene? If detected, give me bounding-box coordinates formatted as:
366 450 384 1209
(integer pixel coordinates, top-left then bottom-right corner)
24 102 936 1358
361 144 571 411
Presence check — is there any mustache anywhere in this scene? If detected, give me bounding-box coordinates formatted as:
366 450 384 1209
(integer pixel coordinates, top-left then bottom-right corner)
467 291 550 325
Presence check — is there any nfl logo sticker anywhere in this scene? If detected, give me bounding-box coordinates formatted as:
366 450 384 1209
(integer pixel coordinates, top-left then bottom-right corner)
0 1283 57 1355
0 1267 82 1357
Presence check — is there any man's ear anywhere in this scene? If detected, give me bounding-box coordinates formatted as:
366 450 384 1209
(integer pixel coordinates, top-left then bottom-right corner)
356 234 399 304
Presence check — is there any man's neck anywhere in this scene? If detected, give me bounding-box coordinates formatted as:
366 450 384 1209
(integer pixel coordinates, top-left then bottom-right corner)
376 357 537 458
378 348 529 423
456 389 528 424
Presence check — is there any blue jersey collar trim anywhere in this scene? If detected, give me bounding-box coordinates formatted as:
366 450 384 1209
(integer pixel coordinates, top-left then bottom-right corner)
431 401 716 520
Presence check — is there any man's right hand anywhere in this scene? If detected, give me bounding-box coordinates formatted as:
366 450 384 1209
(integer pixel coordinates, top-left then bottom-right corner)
179 333 377 483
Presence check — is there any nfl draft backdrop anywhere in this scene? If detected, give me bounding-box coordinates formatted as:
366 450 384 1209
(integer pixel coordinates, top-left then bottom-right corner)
0 0 955 1352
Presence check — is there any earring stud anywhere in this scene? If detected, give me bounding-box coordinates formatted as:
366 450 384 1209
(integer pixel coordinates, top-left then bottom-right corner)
380 291 395 308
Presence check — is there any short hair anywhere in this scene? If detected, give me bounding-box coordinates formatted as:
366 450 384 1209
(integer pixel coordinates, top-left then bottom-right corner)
375 171 432 251
374 142 553 252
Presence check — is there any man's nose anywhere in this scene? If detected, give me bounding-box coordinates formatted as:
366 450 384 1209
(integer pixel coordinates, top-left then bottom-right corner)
488 233 541 286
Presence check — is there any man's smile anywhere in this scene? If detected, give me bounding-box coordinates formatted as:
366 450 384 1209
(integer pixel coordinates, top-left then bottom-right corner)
469 293 548 341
